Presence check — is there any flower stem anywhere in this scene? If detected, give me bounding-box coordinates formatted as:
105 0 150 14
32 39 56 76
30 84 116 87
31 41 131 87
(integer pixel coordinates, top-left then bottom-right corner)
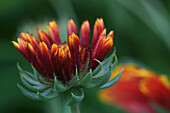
70 104 80 113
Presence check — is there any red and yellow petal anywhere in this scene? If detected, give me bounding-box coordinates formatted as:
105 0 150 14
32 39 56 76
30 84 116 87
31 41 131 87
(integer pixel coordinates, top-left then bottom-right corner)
80 20 90 46
37 29 51 48
67 19 77 36
20 32 39 48
68 33 80 70
48 21 61 44
12 41 20 50
99 64 170 113
92 18 105 49
38 42 53 78
139 76 170 110
91 35 113 70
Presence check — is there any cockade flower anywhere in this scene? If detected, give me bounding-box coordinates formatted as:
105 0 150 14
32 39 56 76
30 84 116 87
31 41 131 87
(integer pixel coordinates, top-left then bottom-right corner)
12 18 122 112
99 64 170 113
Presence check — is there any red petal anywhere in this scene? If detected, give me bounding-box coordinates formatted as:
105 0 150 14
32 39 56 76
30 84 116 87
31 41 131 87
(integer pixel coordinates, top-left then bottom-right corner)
25 43 46 76
37 29 52 48
91 35 113 70
67 19 77 36
48 21 61 44
50 45 72 83
12 40 29 62
38 42 53 79
58 48 72 81
68 33 80 70
20 32 39 49
80 20 90 46
92 18 104 49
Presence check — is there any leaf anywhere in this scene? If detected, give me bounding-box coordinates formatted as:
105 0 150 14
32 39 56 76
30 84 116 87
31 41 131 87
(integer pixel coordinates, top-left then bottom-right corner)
83 72 108 88
54 74 68 93
69 67 79 85
79 58 89 78
37 91 58 100
19 71 42 86
17 63 34 78
31 64 39 80
63 88 84 106
100 68 124 89
17 84 40 100
77 69 92 86
38 75 53 85
93 65 113 88
20 75 51 91
92 59 102 76
93 51 115 78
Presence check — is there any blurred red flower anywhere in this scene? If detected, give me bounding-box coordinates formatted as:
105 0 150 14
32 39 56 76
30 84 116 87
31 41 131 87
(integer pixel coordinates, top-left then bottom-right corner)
99 64 170 113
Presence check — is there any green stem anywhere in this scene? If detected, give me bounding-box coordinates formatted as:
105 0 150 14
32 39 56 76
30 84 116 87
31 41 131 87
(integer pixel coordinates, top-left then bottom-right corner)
70 104 80 113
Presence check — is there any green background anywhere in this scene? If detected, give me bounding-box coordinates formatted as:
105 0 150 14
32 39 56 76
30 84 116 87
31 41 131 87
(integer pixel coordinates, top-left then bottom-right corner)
0 0 170 113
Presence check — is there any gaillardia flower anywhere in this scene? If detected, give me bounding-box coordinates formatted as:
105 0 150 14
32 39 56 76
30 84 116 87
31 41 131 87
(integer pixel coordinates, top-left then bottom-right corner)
99 64 170 113
12 18 122 105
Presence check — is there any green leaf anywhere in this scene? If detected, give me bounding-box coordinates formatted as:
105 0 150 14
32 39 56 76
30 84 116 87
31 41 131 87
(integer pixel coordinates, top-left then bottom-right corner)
92 59 102 76
93 51 115 78
100 68 124 89
31 64 39 80
19 71 42 86
54 74 68 93
69 67 79 85
17 63 34 78
37 91 58 100
38 75 53 85
20 75 51 91
17 84 40 100
111 54 118 70
80 58 89 78
63 88 84 106
93 65 113 88
77 69 92 86
83 72 108 88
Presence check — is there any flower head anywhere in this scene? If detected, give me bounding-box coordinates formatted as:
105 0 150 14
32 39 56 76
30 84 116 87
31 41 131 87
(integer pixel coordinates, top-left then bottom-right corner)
12 18 121 105
12 18 113 83
99 64 170 113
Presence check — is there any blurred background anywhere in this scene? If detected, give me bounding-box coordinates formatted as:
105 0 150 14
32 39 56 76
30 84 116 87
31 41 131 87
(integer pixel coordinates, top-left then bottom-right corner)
0 0 170 113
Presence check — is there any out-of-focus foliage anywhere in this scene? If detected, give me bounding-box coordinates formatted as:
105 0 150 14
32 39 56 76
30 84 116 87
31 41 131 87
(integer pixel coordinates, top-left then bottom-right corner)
0 0 170 113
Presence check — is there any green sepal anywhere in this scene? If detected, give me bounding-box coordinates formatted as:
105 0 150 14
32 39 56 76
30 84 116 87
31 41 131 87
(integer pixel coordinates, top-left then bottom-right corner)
93 51 115 78
100 68 124 89
63 88 84 106
69 67 79 85
17 63 34 79
31 64 39 80
54 74 68 93
38 75 53 85
37 90 59 100
20 75 51 91
80 58 89 78
77 69 92 86
19 69 42 86
83 52 117 88
92 64 113 88
92 59 102 76
17 84 41 100
82 72 108 88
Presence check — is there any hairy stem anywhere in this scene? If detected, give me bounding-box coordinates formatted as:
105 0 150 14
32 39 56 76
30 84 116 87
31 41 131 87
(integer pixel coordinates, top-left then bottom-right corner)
70 104 80 113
